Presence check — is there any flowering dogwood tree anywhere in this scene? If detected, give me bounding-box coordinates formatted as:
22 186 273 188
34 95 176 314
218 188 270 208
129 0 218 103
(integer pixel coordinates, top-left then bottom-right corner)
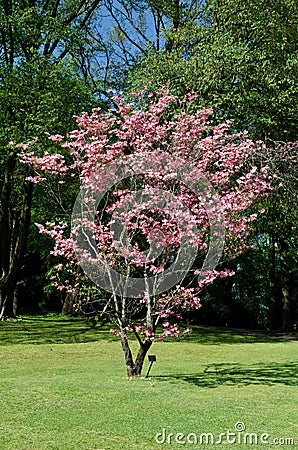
19 87 272 377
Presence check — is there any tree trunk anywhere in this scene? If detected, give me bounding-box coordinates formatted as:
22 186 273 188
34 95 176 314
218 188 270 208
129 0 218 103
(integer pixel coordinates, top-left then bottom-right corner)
268 231 279 329
121 334 152 378
0 154 33 319
133 339 153 376
0 278 17 320
62 292 74 316
121 334 135 378
280 239 292 331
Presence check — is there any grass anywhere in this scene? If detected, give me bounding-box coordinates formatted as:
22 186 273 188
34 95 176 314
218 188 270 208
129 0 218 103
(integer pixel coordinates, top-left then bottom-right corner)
0 315 297 449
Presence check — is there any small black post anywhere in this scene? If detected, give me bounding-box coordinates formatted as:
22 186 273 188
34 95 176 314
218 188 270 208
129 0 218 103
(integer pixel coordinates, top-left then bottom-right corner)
145 355 156 378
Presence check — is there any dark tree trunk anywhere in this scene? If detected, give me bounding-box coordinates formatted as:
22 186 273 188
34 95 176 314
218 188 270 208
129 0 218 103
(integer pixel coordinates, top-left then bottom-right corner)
172 0 180 30
280 239 292 331
121 334 152 378
0 154 33 319
133 339 153 376
268 231 279 329
62 292 74 316
121 335 135 378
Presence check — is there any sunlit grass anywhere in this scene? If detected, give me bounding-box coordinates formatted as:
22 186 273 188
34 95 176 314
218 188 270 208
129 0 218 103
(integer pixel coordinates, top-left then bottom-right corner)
0 316 297 449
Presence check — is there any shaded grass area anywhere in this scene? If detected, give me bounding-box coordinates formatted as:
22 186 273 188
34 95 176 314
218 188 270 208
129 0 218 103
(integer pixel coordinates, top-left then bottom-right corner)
0 316 297 449
0 315 114 345
1 314 296 346
156 361 298 388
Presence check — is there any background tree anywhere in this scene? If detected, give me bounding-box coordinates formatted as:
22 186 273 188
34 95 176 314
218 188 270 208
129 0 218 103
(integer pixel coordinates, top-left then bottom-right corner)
89 0 205 89
125 0 298 330
0 0 103 318
256 141 298 330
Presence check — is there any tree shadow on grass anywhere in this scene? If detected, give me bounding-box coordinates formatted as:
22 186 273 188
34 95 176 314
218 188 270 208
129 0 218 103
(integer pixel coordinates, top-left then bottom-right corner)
181 326 298 345
1 317 297 346
156 362 298 388
0 317 115 345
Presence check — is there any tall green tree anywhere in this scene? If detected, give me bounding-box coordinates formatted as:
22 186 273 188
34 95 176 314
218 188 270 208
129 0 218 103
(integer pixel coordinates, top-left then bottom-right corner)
127 0 298 329
90 0 204 89
129 0 298 140
0 0 102 318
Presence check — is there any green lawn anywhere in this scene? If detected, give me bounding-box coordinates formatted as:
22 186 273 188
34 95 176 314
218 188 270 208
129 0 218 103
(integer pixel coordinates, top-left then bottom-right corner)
0 316 297 449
